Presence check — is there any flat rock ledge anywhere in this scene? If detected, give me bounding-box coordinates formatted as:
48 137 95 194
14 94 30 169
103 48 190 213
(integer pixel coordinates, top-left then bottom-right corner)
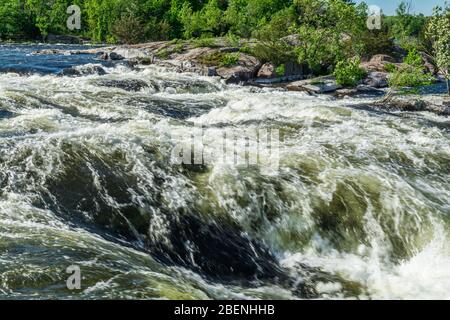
378 95 450 115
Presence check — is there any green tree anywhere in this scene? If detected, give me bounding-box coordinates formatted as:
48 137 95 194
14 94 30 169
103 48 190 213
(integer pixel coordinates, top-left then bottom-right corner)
293 0 367 73
0 0 31 39
387 1 427 50
426 3 450 95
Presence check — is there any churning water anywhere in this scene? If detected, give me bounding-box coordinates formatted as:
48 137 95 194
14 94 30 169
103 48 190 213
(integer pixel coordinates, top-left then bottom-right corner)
0 45 449 299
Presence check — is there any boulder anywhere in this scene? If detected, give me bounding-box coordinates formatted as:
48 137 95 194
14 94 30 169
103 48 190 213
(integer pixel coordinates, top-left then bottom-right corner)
302 83 342 93
59 65 107 77
281 34 302 46
109 52 125 60
216 54 261 83
361 54 398 72
257 63 277 79
95 79 149 91
286 76 341 93
381 95 450 115
364 71 389 88
99 52 125 61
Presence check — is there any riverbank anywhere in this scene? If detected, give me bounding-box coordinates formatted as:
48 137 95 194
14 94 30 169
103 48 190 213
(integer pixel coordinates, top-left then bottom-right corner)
31 39 450 116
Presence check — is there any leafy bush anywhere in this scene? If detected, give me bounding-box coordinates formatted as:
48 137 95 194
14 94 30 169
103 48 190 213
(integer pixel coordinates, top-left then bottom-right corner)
179 0 225 39
220 53 240 67
388 49 433 88
425 3 450 94
276 64 285 77
333 58 367 86
388 66 434 88
239 46 253 55
112 12 145 44
226 33 241 47
384 63 398 73
251 6 297 65
155 48 170 59
192 37 218 48
404 48 423 67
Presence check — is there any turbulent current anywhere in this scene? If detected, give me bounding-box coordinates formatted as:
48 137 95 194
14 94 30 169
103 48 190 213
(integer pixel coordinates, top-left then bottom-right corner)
0 45 449 299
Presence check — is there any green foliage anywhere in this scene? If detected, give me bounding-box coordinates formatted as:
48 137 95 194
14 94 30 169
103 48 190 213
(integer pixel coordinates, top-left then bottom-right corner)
404 48 423 67
385 1 428 50
250 6 297 65
179 0 225 39
112 11 145 44
0 0 30 39
333 58 367 86
276 64 286 77
155 48 170 59
292 0 368 73
191 37 218 48
197 52 224 66
220 53 240 67
225 0 290 38
388 66 433 88
425 2 450 94
226 33 241 47
384 63 397 73
389 49 434 88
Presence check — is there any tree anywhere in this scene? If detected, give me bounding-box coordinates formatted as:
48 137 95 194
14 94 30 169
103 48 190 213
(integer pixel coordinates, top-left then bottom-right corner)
426 3 450 95
292 0 367 73
0 0 30 39
112 11 145 44
387 1 427 50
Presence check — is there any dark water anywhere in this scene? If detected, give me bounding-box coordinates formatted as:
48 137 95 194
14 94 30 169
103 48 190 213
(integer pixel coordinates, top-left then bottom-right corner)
0 44 449 299
0 44 102 74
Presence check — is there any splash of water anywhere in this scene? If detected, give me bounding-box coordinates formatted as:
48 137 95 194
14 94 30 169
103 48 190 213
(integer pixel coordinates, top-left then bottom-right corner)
0 45 449 299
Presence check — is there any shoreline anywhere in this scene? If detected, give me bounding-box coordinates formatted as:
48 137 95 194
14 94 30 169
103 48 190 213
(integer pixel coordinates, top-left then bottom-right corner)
2 40 449 116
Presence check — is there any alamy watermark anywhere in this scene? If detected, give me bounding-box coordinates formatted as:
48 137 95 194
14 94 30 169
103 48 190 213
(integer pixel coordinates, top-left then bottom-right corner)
64 3 382 32
66 265 81 290
171 124 280 176
66 5 81 31
367 5 382 30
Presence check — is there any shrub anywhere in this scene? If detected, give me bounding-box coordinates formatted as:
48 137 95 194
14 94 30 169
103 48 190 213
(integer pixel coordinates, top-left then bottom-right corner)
333 58 367 87
112 12 145 44
384 63 398 73
275 64 285 77
220 53 240 67
388 65 433 88
404 48 423 67
388 48 434 88
226 33 241 47
192 37 218 48
239 46 253 54
425 4 450 95
155 49 169 59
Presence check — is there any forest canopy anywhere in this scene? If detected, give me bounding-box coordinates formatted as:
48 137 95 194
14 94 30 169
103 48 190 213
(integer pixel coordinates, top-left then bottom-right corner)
0 0 438 45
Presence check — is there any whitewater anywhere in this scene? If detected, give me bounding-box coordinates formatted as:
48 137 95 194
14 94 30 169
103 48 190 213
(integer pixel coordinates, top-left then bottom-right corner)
0 44 449 299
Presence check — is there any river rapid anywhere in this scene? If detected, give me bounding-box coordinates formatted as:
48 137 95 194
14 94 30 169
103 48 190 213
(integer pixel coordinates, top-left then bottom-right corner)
0 44 449 299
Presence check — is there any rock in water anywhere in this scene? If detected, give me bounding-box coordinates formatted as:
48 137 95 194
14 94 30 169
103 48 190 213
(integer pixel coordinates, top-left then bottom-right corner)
147 210 286 282
216 54 261 84
364 71 389 88
95 79 149 91
109 52 125 60
59 65 107 77
257 63 277 79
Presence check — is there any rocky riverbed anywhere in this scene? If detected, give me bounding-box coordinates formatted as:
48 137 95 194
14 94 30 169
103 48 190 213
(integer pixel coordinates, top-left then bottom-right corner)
33 40 450 116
